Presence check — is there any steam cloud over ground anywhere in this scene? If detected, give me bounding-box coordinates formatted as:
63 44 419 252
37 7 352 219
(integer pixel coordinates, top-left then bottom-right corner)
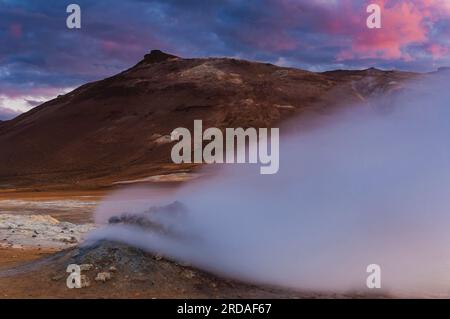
88 73 450 296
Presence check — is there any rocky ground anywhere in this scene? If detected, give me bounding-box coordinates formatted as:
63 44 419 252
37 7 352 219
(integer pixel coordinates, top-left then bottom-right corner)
0 214 95 249
0 240 363 299
0 199 387 299
0 191 102 223
0 198 338 298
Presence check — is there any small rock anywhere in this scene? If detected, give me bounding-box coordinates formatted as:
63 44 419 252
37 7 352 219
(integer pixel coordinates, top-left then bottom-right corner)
71 249 80 257
154 254 163 261
109 266 117 272
179 261 191 267
80 264 94 271
51 274 64 281
184 270 195 279
274 104 295 110
154 135 172 145
80 275 90 288
61 237 77 244
95 272 112 282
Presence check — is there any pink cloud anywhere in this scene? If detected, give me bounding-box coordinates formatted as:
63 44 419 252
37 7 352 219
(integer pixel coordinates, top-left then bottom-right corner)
336 0 450 61
9 23 22 39
101 40 121 53
265 0 450 64
426 43 449 59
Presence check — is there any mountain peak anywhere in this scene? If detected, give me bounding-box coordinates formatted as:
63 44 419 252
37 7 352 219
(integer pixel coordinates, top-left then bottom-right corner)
365 67 384 73
143 50 179 64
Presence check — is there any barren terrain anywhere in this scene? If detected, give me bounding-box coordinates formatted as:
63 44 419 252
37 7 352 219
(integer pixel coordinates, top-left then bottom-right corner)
0 51 436 299
0 50 419 190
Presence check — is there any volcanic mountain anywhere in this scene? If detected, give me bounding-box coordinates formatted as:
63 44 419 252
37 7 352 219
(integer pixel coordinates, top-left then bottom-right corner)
0 50 418 189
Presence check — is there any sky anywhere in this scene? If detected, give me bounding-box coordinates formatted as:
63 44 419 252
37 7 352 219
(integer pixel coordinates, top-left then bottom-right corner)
1 0 449 120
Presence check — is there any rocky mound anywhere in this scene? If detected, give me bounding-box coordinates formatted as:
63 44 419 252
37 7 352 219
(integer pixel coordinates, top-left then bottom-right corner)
0 240 333 298
141 49 180 64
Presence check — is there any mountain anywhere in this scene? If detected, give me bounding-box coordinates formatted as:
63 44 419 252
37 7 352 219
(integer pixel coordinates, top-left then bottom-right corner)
0 50 419 190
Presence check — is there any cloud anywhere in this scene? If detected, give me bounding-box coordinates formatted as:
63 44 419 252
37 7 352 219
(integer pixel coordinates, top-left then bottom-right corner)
1 0 450 114
332 0 450 62
0 106 20 121
9 23 22 38
0 87 74 116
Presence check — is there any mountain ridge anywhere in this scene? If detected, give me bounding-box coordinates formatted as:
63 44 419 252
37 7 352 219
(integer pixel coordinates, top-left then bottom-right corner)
0 50 421 190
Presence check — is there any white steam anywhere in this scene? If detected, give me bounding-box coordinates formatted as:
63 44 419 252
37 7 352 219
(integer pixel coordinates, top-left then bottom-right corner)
88 73 450 296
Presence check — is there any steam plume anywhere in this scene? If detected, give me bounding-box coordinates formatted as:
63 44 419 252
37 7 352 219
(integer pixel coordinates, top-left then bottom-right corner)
88 73 450 296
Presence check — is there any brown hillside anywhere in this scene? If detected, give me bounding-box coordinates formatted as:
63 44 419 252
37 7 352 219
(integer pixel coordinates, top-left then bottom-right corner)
0 50 419 189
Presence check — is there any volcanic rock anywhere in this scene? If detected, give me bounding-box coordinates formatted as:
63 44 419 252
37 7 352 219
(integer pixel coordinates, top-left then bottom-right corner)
95 271 112 282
